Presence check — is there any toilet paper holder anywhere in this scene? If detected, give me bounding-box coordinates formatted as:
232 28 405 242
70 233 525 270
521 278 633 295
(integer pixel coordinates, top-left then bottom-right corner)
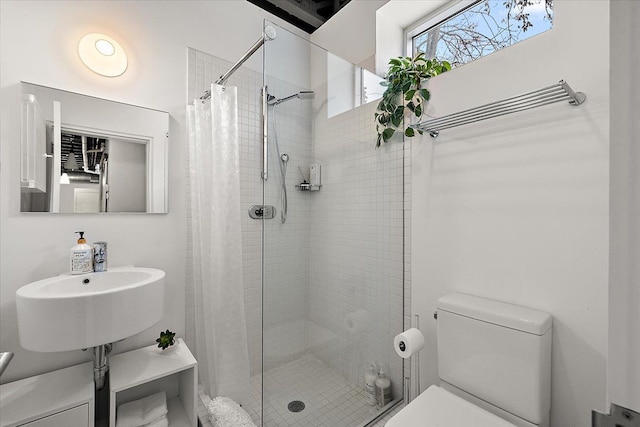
396 314 423 403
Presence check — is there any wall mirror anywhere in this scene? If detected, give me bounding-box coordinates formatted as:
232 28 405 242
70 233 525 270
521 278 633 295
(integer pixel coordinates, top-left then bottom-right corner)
20 82 169 213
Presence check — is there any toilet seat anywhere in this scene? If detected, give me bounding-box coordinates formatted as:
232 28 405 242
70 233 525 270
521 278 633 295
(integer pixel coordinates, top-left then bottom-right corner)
386 385 517 427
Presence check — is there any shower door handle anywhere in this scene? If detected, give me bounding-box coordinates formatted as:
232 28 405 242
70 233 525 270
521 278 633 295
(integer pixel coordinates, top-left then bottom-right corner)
249 205 275 219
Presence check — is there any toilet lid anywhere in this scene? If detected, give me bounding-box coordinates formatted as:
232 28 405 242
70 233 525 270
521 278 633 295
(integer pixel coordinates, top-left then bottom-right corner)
386 385 517 427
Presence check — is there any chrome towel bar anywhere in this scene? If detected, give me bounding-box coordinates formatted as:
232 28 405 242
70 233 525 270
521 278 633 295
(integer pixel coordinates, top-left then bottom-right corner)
411 80 586 138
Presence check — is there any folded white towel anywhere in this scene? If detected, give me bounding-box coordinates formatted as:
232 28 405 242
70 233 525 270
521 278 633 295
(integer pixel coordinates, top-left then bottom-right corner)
116 391 168 427
141 392 168 424
207 396 256 427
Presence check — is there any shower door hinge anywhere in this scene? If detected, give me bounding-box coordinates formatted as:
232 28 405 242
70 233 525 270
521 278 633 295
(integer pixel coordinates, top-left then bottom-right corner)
249 205 275 220
593 403 640 427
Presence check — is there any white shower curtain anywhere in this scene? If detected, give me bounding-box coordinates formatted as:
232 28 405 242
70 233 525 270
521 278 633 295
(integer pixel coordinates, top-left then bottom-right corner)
187 84 251 405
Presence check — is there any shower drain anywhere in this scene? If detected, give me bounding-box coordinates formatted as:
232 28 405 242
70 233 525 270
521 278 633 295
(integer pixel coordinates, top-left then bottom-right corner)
287 400 305 413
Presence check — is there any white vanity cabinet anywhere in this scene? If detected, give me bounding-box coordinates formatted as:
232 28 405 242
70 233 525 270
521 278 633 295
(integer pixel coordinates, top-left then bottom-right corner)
0 362 94 427
109 339 197 427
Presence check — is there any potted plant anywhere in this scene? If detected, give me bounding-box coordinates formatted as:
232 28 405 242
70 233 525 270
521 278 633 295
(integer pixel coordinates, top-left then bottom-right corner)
156 329 176 350
375 53 451 147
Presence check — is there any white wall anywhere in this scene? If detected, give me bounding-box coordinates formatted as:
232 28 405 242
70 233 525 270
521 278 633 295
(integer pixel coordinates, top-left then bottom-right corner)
411 1 610 426
0 0 305 384
311 0 389 69
314 1 614 424
609 0 640 412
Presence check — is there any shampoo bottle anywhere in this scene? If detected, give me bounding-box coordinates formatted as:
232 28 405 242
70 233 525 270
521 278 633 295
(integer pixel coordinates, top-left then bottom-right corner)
70 231 93 274
364 363 377 406
375 368 392 408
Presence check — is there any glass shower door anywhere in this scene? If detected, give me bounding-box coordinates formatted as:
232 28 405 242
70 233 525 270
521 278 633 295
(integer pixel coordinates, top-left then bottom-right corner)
261 21 405 426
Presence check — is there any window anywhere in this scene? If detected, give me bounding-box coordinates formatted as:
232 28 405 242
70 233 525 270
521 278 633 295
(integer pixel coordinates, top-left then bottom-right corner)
408 0 553 68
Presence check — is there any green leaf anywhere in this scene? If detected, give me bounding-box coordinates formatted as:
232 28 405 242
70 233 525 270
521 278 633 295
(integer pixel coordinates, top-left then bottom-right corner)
405 90 416 101
414 104 422 117
405 127 415 137
419 89 430 100
382 128 395 141
391 115 402 128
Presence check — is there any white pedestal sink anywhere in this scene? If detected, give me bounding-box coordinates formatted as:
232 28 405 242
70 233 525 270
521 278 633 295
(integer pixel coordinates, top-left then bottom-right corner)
16 267 165 352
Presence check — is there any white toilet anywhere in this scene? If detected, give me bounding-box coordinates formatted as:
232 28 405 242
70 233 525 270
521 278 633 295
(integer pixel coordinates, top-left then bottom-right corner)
387 293 552 427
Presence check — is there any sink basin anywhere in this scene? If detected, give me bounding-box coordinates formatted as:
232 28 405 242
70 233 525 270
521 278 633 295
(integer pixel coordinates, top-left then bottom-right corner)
16 267 165 352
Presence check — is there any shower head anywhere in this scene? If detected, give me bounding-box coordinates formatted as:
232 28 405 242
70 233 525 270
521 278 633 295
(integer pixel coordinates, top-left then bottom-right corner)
267 90 315 106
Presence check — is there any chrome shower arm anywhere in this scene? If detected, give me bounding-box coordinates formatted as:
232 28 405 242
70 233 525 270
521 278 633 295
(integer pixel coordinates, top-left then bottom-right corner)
200 25 276 99
215 37 265 86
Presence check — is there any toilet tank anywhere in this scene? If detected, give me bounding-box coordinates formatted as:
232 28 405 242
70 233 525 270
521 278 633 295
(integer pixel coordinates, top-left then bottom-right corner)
437 293 552 427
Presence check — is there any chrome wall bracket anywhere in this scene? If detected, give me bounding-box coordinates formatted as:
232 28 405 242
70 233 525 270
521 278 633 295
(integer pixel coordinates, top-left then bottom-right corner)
593 403 640 427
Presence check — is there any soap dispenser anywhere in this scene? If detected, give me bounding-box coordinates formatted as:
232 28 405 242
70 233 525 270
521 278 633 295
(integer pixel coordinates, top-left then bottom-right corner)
364 363 377 406
375 367 392 408
70 231 93 274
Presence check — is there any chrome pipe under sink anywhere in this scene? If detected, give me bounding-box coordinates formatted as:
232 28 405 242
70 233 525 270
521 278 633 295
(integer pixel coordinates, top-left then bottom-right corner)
0 352 14 377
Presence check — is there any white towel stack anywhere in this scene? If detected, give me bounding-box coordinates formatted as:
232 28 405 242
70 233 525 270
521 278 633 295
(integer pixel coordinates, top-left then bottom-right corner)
116 391 169 427
207 397 256 427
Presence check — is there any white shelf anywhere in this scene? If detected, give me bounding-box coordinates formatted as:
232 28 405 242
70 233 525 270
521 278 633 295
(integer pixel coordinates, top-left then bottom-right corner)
109 339 197 427
0 362 94 427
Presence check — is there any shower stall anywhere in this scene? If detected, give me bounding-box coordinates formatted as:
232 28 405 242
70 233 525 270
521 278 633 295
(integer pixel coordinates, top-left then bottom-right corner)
187 21 407 427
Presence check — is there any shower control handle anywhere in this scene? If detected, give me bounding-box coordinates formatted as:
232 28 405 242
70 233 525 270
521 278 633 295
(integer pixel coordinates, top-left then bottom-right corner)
249 205 276 220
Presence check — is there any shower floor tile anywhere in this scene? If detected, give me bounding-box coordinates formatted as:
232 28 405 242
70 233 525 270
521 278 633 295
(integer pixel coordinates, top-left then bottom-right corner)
244 354 395 427
198 354 402 427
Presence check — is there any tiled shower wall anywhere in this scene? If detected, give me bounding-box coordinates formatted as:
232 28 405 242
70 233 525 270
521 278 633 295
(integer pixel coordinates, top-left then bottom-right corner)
261 77 315 368
186 47 411 400
308 99 408 401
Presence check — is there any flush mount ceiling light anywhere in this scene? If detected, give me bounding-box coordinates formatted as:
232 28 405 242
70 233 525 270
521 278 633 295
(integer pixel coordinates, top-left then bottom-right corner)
78 33 127 77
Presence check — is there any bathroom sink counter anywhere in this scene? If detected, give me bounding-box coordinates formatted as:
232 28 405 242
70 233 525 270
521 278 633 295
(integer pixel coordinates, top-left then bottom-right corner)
16 267 165 353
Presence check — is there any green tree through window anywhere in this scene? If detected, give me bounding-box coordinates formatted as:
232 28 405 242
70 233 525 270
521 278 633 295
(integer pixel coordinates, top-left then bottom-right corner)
413 0 553 68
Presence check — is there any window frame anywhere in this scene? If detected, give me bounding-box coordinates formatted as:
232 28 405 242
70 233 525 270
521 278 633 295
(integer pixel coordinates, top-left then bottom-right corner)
404 0 553 66
404 0 477 57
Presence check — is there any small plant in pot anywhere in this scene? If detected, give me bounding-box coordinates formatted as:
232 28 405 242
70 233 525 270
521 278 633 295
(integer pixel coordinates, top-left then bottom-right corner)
156 329 176 350
375 52 451 147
